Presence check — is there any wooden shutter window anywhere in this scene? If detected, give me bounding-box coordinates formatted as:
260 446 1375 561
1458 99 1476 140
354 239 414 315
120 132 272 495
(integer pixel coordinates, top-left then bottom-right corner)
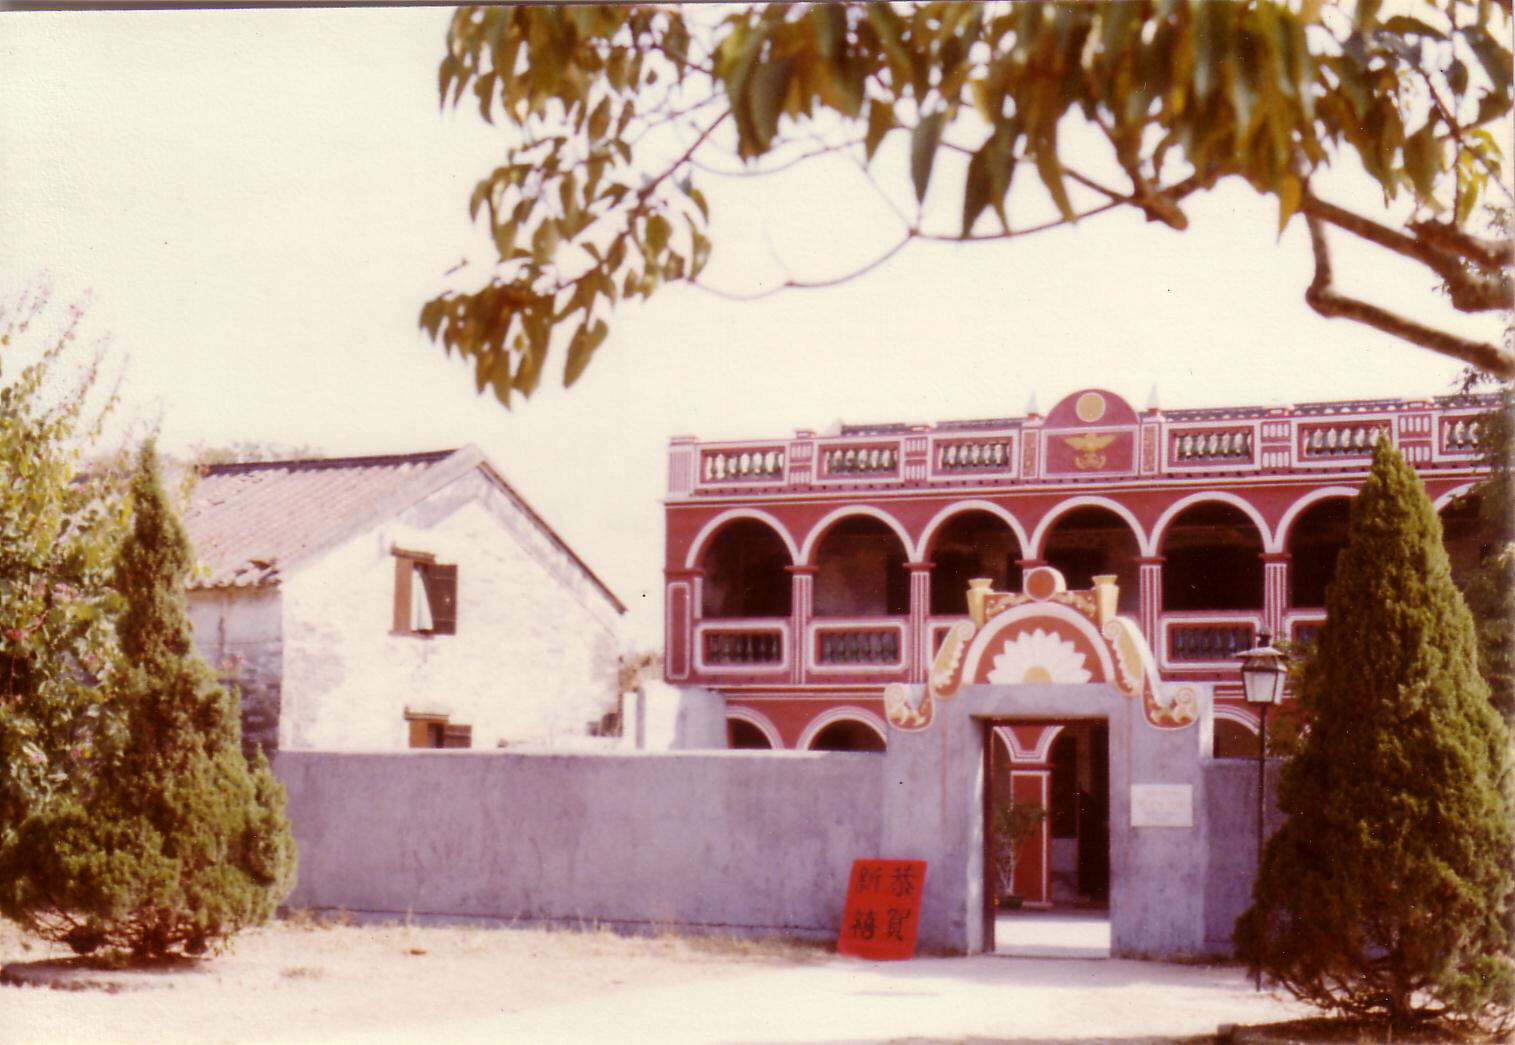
441 723 472 748
393 555 414 634
425 563 458 635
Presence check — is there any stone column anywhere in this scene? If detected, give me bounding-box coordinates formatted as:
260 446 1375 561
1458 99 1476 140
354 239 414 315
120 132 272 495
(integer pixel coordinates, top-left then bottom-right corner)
905 561 933 682
1262 552 1290 642
1137 556 1165 651
663 567 702 681
786 565 817 684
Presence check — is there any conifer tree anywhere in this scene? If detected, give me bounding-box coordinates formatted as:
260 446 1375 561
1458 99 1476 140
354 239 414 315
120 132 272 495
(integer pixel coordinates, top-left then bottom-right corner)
0 442 295 957
1235 440 1515 1033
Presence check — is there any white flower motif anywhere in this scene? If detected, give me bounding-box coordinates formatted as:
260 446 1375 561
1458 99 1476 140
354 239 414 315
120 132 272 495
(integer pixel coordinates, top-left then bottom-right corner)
987 628 1092 685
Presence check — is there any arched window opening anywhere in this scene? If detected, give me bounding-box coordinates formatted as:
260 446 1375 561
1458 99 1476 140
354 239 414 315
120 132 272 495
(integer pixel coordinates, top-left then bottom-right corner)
700 519 792 619
928 511 1023 614
1441 493 1493 594
1287 499 1351 608
1041 507 1140 615
809 719 885 752
727 718 774 750
1212 717 1258 759
1160 503 1264 611
813 517 909 617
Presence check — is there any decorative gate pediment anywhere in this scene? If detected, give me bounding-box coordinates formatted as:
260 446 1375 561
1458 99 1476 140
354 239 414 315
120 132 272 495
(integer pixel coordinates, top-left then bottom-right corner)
884 567 1196 733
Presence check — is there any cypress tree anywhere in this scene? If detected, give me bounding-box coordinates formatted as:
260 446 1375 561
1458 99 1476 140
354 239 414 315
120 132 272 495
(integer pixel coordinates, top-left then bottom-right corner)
0 442 295 957
1235 440 1515 1033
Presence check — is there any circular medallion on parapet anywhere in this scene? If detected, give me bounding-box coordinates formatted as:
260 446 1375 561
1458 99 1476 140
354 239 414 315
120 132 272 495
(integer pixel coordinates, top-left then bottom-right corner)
1022 565 1067 600
1075 391 1107 423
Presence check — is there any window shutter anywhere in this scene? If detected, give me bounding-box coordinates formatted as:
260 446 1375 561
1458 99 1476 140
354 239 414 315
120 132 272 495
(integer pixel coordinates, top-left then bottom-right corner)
442 723 472 748
427 563 458 635
393 556 413 633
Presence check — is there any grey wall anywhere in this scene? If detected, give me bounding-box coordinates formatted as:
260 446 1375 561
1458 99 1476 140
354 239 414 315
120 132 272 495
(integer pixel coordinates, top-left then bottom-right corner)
276 749 881 935
1202 759 1285 956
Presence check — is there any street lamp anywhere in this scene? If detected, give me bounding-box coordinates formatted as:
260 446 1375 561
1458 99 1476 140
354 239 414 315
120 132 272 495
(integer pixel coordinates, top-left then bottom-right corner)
1238 629 1288 991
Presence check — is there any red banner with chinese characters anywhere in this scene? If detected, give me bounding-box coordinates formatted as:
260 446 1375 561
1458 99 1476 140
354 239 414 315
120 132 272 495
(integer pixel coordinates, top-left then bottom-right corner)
837 859 927 960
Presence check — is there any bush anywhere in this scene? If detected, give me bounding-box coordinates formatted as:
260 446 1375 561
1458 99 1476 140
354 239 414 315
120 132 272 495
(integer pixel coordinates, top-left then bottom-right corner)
0 442 295 957
1235 440 1514 1034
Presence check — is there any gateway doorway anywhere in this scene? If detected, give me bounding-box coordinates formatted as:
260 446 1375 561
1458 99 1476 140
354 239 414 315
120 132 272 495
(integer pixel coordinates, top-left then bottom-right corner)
987 718 1111 956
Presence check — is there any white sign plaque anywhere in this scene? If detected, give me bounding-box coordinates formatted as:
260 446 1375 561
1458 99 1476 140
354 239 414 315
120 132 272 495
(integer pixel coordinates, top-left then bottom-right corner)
1130 784 1193 828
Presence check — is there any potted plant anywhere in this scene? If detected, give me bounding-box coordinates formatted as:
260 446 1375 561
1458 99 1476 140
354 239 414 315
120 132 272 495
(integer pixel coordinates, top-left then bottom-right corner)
992 798 1047 909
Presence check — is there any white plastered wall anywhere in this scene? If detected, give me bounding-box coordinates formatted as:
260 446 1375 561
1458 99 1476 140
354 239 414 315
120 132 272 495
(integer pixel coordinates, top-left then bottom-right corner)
274 468 624 750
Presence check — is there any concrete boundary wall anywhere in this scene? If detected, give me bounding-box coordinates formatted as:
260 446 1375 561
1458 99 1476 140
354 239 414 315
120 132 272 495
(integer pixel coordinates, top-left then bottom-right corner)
275 750 882 935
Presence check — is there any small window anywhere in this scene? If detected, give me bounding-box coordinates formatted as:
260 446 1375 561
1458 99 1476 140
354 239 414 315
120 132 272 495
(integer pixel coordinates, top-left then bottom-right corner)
406 712 471 749
1213 717 1259 759
393 550 457 636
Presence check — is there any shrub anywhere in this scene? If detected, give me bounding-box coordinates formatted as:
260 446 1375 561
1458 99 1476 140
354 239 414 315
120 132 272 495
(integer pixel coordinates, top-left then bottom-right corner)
0 442 296 957
1235 440 1514 1034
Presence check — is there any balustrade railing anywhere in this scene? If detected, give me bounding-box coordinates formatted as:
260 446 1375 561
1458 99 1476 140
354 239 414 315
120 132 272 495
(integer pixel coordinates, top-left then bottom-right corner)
1442 417 1485 453
701 628 783 665
701 447 785 483
1171 428 1253 463
1168 621 1255 662
821 444 899 477
935 438 1013 472
1299 423 1384 458
815 628 901 665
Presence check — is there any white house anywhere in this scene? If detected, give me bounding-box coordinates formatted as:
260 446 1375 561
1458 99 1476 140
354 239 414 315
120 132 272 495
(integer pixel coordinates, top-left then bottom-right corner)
182 446 626 753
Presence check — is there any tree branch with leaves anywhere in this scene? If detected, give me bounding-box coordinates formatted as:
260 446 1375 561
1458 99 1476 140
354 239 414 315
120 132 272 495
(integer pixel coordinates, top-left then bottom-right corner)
424 1 1515 407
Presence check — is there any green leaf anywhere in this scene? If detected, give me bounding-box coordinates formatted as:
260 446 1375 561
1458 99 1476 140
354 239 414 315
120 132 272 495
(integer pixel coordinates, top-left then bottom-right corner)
910 111 945 204
864 99 894 163
1401 121 1440 201
1276 172 1303 234
587 96 611 140
1447 59 1468 97
1381 15 1445 39
812 3 845 59
962 145 991 238
564 320 606 387
645 213 672 253
1033 141 1075 223
749 58 795 153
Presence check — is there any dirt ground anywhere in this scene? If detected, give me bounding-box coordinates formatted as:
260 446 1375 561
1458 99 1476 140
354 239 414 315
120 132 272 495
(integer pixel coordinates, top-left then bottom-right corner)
1 914 1356 1044
0 914 815 1044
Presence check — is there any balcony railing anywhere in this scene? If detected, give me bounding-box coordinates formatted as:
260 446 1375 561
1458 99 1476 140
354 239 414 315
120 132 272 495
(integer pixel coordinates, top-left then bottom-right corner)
1165 618 1257 663
816 628 900 665
698 625 785 668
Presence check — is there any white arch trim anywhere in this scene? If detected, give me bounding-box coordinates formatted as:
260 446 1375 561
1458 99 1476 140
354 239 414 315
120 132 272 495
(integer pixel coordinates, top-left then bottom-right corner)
960 601 1120 690
1434 481 1480 512
1150 491 1276 554
1028 494 1154 558
1275 486 1357 550
684 508 800 570
916 500 1032 563
798 505 914 566
798 706 889 751
1212 703 1260 732
993 723 1066 764
725 707 784 750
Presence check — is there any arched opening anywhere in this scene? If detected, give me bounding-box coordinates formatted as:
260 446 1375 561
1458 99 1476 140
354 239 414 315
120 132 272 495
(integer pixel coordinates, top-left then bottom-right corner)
1441 493 1493 593
808 718 885 752
813 516 909 617
1212 716 1258 759
1160 503 1264 610
928 511 1024 614
1041 507 1140 615
1287 499 1351 608
727 718 774 750
700 519 792 619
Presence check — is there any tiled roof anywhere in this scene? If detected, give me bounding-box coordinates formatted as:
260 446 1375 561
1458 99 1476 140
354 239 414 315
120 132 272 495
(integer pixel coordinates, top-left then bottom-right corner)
182 447 624 613
184 450 457 588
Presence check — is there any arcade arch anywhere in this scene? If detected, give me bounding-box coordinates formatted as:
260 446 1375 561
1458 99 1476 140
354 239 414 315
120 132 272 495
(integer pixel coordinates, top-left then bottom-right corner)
1159 502 1265 611
1039 506 1141 615
1440 491 1492 593
1285 497 1352 608
812 516 910 617
699 518 792 619
799 708 888 752
927 510 1024 614
726 708 781 750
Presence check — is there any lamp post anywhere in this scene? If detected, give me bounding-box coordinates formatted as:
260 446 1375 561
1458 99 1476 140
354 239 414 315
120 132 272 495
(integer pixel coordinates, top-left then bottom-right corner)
1238 629 1288 991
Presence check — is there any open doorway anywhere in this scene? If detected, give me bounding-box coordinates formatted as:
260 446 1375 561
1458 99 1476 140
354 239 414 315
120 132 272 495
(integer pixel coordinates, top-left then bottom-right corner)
985 718 1111 957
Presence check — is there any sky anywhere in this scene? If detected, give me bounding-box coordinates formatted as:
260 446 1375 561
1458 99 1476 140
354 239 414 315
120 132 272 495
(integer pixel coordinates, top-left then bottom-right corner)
2 7 1506 647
